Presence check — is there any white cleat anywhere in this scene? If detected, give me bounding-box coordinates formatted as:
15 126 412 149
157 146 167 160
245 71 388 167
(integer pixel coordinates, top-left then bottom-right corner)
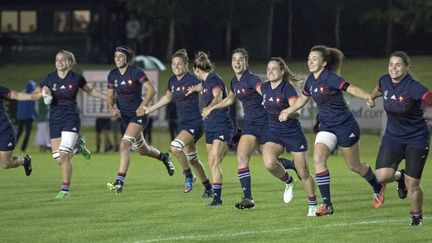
283 181 294 203
307 205 318 216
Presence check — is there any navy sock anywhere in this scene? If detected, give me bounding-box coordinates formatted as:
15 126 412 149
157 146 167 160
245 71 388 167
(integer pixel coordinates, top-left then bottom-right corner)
308 196 317 206
281 172 293 184
116 172 126 185
202 179 212 190
183 168 193 178
158 152 167 162
238 167 252 199
316 170 331 205
363 166 382 193
213 183 222 202
61 182 70 191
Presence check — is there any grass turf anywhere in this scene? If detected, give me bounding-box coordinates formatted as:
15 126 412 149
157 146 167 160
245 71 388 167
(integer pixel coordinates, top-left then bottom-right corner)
1 130 431 243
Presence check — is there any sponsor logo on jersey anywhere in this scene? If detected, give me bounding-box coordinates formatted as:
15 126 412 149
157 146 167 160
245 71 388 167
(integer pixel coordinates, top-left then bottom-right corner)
60 85 66 90
218 135 224 140
7 142 13 147
121 81 126 85
391 95 396 100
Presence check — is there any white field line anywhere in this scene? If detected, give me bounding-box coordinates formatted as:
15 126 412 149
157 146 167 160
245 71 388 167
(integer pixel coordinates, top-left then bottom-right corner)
128 218 416 243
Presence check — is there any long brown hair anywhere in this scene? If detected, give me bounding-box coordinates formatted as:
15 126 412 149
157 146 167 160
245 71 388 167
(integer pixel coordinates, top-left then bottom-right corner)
269 57 302 83
310 45 344 75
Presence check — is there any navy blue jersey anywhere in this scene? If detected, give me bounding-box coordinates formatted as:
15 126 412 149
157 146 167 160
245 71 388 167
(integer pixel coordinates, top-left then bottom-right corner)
0 85 12 132
230 70 267 126
379 74 429 139
40 70 87 118
107 65 149 116
202 72 232 131
168 72 202 124
262 80 301 131
303 69 353 128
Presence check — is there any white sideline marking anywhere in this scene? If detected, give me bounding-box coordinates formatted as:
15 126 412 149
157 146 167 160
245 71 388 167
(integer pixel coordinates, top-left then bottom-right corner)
129 218 412 243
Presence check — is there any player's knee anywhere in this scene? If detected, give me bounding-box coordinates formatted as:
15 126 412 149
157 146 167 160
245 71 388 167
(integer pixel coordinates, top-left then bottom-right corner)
170 139 185 152
52 150 61 162
120 135 134 151
0 162 11 169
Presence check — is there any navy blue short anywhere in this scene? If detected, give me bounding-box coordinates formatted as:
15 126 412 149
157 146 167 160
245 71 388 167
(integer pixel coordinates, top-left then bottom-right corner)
120 114 149 134
0 126 16 151
320 120 360 148
267 128 308 152
178 121 204 143
49 115 80 139
241 122 271 145
205 129 234 145
376 133 430 179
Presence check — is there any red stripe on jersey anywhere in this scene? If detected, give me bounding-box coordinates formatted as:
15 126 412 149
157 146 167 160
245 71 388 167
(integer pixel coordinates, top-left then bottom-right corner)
288 95 298 101
107 83 114 89
422 91 432 106
302 90 311 96
7 90 12 98
139 75 149 84
212 86 223 91
255 83 262 91
338 80 347 90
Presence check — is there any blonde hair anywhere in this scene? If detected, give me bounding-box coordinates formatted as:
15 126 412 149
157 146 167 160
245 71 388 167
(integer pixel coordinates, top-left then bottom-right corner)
171 49 189 68
310 45 344 75
193 51 214 72
57 50 76 68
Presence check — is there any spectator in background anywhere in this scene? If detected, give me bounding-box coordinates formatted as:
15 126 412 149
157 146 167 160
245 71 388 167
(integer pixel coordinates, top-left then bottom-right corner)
34 99 51 152
95 117 113 153
16 80 37 152
166 101 178 141
125 15 141 52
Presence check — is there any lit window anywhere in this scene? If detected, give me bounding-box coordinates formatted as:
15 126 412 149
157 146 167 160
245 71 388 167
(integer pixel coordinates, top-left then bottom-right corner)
1 11 18 32
73 10 90 32
54 11 71 32
20 11 37 33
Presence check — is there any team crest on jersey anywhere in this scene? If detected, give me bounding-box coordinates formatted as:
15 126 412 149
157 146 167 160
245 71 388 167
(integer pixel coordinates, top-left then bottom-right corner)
52 83 57 91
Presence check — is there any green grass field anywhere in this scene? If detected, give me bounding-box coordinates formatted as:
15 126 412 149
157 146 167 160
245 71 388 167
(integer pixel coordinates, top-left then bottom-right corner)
1 129 431 243
1 57 431 242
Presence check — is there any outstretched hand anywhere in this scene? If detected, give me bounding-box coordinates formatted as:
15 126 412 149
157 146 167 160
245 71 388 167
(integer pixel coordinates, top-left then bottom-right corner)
110 106 121 118
278 108 293 122
366 97 375 108
136 105 147 116
201 107 213 119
